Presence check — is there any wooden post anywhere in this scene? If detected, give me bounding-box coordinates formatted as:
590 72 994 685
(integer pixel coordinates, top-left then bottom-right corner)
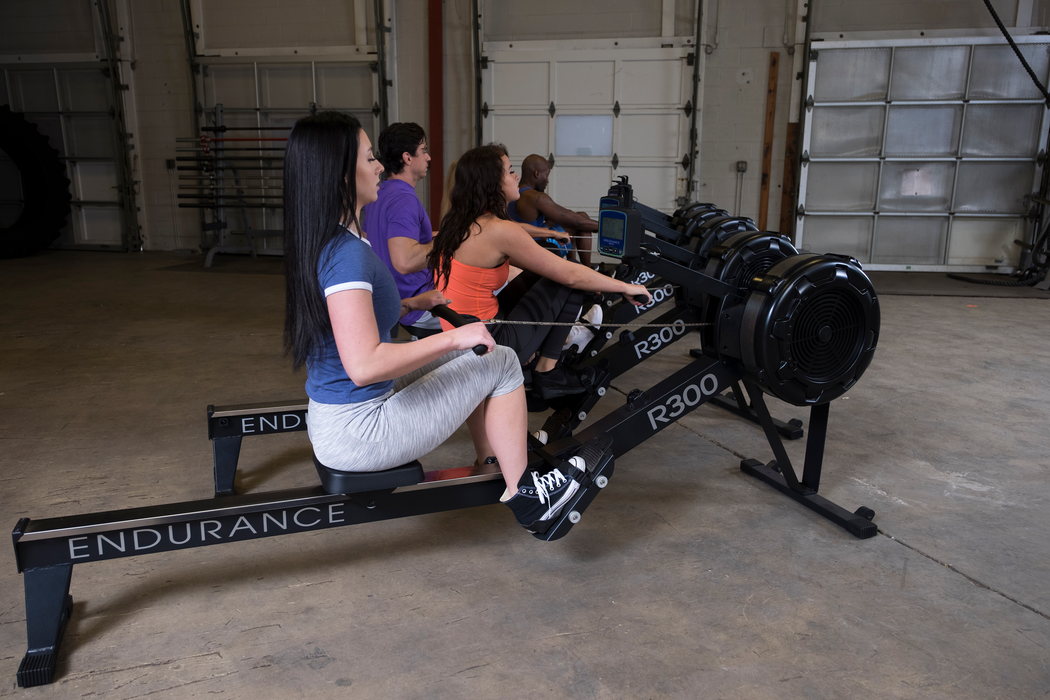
779 122 800 237
758 52 779 231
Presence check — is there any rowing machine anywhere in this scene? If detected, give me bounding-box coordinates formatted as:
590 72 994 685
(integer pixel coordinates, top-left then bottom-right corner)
11 183 882 687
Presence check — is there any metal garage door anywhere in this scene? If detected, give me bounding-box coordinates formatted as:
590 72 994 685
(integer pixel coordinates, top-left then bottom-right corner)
796 36 1050 272
185 0 382 257
480 44 698 217
0 0 138 252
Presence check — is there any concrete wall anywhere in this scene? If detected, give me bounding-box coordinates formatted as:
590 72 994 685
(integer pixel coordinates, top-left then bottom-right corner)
2 0 1046 250
443 0 475 183
696 0 792 227
126 0 201 251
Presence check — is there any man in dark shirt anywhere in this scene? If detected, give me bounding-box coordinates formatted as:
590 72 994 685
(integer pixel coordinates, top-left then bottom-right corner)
508 153 600 267
361 122 441 338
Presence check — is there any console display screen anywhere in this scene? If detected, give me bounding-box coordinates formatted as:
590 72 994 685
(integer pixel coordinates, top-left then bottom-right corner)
599 212 627 257
601 215 624 241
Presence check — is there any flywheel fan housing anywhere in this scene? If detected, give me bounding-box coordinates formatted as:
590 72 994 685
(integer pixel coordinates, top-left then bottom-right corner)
737 254 880 406
699 231 798 355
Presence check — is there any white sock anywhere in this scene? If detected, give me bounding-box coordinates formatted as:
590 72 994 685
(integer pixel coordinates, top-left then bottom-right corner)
500 487 514 502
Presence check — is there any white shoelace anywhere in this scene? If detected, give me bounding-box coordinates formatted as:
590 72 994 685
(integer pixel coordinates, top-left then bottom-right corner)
532 469 568 505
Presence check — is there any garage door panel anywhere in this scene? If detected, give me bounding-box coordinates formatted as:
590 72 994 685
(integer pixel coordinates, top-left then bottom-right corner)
616 165 678 211
494 114 550 159
317 64 373 108
619 113 684 157
76 162 119 201
259 64 313 109
60 70 111 112
556 61 615 106
9 71 59 112
801 216 873 261
621 59 684 106
79 207 122 244
205 66 257 108
550 165 613 213
947 218 1024 265
491 62 550 106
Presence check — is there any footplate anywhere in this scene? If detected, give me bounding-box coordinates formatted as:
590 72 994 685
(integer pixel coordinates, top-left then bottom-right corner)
531 451 615 542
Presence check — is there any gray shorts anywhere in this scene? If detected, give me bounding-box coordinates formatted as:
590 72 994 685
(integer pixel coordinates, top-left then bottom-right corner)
307 346 523 471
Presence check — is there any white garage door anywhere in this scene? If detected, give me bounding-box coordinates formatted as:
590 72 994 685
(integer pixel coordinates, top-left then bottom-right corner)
481 44 697 217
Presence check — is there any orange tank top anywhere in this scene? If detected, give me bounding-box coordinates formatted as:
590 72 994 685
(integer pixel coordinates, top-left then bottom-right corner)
438 257 510 330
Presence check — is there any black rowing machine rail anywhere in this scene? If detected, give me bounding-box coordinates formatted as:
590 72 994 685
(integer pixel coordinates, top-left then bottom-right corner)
10 181 881 687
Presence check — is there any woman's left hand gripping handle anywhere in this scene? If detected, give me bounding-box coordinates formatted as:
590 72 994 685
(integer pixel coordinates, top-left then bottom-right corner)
430 305 491 356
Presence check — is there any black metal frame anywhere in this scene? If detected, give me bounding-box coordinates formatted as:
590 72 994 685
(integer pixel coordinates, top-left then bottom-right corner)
11 434 614 688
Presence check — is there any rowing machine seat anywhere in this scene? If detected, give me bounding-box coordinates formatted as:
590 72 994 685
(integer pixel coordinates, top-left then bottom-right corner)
312 454 424 494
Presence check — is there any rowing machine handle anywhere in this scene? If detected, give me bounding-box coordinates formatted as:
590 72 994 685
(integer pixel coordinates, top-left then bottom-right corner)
632 294 649 304
430 305 487 356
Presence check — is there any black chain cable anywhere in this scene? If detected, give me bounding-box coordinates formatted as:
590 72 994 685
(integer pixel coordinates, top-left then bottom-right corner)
946 1 1050 287
982 0 1050 107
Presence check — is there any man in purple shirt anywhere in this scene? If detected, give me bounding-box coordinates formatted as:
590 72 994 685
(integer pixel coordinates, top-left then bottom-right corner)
361 122 442 339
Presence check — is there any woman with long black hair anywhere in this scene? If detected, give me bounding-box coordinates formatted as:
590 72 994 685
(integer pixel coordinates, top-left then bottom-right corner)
429 144 652 400
283 113 600 533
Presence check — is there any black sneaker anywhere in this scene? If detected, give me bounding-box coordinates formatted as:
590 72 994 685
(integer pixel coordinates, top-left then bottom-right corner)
504 467 582 533
530 364 597 400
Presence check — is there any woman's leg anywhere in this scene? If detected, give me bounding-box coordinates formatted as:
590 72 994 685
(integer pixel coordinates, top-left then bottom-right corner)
309 347 524 472
493 274 584 365
465 385 528 490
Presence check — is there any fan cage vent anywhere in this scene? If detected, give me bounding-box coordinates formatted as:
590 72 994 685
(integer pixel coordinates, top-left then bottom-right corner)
789 288 866 382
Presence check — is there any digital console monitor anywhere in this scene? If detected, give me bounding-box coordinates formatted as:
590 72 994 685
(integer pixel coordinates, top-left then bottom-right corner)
598 208 640 259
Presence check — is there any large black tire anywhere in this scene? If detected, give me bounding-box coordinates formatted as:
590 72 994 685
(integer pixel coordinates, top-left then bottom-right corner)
0 106 72 258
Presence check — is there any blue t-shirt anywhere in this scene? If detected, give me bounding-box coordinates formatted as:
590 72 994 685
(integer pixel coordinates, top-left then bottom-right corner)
360 179 434 326
306 230 402 404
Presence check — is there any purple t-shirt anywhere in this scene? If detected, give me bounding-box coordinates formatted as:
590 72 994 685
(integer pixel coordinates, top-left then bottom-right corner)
361 179 434 325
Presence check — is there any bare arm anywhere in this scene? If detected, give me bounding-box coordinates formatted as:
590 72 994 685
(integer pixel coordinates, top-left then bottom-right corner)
494 222 650 302
518 222 569 244
400 289 450 319
388 236 432 275
533 192 599 232
329 290 495 386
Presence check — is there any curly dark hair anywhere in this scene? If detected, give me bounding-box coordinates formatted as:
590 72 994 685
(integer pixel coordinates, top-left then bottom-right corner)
377 122 426 175
428 143 510 289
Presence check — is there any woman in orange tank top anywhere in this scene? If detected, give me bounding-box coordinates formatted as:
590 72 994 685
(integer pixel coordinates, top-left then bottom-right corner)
429 144 651 400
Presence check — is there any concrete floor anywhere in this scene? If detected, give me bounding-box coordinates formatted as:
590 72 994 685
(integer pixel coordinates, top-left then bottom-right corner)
1 250 1048 699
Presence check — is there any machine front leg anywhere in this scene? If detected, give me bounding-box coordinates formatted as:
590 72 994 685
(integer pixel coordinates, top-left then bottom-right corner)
740 390 877 539
17 563 73 688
